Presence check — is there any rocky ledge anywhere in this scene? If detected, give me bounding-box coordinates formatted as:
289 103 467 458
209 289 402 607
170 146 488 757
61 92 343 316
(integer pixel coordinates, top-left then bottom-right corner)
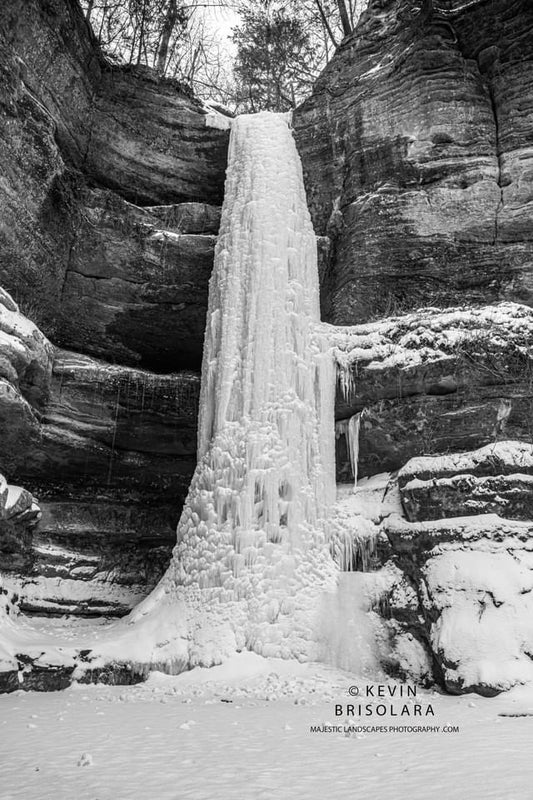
329 302 533 479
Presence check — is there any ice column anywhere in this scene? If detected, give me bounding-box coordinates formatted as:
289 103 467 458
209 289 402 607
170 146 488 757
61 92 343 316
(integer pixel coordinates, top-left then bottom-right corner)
130 112 337 666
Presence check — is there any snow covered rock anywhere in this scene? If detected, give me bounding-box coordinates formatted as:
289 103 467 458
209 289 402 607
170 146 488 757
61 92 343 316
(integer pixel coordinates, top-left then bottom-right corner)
2 484 40 525
385 507 533 694
0 289 53 407
328 304 533 478
399 442 533 521
398 441 533 487
0 477 40 595
422 543 533 695
0 292 53 475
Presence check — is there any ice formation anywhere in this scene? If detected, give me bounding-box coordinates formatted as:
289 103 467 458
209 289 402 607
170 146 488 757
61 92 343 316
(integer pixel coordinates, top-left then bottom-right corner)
335 413 361 486
0 111 383 680
124 112 339 667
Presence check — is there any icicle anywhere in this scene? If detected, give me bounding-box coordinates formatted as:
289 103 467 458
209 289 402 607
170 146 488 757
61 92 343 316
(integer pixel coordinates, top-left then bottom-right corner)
335 412 361 487
330 517 380 572
347 413 361 486
336 357 357 401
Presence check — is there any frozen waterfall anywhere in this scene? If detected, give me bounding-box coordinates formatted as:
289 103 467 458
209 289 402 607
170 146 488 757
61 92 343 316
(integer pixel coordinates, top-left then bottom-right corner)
0 111 385 681
124 112 339 667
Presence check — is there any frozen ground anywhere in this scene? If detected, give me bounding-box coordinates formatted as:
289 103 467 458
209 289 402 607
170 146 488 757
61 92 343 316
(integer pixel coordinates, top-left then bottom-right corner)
1 652 532 800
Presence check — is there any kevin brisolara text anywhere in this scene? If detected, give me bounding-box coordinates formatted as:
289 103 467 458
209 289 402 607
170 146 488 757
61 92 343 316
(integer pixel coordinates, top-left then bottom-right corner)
333 702 435 716
309 725 460 734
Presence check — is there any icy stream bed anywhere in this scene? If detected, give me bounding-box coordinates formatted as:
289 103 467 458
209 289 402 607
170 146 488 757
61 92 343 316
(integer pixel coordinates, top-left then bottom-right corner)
1 653 532 800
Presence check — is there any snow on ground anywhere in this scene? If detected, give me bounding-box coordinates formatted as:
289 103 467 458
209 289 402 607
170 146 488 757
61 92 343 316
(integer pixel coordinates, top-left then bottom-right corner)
1 653 532 800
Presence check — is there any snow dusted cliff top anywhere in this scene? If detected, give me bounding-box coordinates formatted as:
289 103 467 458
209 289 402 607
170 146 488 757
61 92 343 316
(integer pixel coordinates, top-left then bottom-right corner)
398 440 533 485
322 302 533 376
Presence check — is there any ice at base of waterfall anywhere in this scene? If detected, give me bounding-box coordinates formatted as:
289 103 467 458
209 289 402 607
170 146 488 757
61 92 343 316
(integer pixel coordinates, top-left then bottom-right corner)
0 470 394 681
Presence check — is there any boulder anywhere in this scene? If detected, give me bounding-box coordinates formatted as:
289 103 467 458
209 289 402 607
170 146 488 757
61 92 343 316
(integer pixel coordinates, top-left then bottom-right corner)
0 474 40 575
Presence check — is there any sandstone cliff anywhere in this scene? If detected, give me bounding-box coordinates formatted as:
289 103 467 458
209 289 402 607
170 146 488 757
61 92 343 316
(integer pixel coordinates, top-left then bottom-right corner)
0 0 228 364
294 0 533 324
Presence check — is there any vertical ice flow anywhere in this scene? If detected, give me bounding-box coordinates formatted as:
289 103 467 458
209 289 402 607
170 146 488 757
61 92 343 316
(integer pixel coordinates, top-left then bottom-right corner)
197 111 335 534
129 112 338 666
336 413 361 486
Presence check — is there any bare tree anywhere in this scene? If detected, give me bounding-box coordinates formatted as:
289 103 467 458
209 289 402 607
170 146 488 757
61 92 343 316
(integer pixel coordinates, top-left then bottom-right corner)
80 0 369 108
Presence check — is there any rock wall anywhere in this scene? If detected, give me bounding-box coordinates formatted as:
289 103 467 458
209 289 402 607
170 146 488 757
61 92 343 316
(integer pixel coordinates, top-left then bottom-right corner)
0 0 228 357
385 442 533 694
330 302 533 478
0 291 200 614
0 0 229 616
294 0 533 324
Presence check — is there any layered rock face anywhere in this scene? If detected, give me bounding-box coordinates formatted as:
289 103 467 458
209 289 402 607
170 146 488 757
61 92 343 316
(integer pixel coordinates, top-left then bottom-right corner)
328 300 533 695
295 3 533 698
294 0 533 324
0 0 228 358
1 0 533 699
0 0 228 616
60 191 217 370
0 292 200 615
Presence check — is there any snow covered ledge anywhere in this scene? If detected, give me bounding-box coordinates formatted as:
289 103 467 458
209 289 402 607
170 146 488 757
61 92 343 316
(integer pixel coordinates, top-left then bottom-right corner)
321 301 533 403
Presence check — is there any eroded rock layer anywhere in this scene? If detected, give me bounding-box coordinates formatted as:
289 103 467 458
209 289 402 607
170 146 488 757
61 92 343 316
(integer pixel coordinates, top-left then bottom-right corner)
330 302 533 479
0 293 199 615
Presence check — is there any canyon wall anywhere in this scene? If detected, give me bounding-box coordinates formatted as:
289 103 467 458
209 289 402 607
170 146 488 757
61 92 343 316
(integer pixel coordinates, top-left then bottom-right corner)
1 0 533 697
0 0 229 615
294 0 533 323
